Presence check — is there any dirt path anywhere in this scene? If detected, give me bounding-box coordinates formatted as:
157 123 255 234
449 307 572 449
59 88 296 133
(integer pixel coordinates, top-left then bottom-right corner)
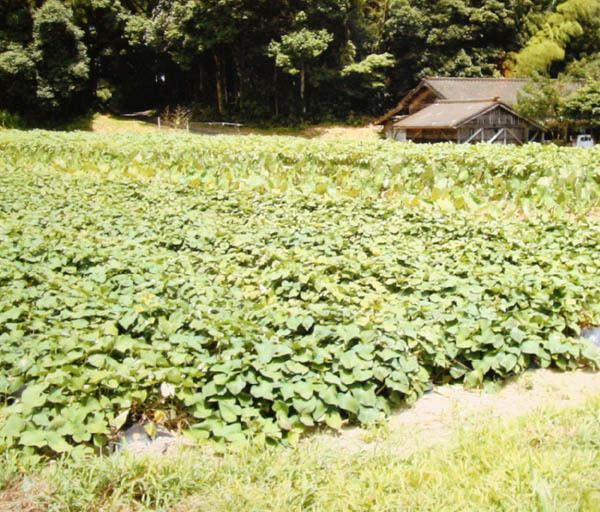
316 368 600 455
87 114 382 140
113 368 600 457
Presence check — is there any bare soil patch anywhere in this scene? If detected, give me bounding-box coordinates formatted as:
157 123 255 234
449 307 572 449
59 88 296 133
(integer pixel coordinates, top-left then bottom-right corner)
0 478 49 512
87 114 382 140
315 368 600 454
240 123 382 139
296 124 381 140
113 368 600 458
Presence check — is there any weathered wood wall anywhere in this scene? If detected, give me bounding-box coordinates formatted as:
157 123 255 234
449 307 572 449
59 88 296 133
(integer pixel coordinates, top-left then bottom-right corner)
457 106 530 144
406 107 537 144
406 129 458 143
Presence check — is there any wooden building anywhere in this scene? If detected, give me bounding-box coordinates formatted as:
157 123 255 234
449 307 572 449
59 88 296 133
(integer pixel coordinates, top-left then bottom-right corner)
376 78 545 144
391 99 545 144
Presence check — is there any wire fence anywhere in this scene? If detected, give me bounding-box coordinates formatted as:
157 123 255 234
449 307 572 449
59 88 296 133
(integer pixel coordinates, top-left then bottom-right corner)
157 118 243 135
122 111 243 135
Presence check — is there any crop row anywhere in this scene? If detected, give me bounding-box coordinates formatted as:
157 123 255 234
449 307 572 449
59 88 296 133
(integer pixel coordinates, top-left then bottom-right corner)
1 130 600 216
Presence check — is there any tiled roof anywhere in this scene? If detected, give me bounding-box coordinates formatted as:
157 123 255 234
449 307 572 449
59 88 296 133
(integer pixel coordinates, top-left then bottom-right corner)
424 78 527 104
374 77 581 125
392 100 539 130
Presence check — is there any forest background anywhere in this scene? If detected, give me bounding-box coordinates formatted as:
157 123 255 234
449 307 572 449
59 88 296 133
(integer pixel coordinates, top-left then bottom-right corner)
1 0 600 127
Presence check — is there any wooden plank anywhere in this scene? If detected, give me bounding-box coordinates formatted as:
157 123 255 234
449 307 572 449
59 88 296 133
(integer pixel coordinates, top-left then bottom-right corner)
487 128 505 143
464 128 483 143
506 128 524 145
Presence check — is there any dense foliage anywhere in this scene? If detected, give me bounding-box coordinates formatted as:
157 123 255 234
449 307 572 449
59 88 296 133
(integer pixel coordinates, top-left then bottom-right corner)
511 0 600 76
2 130 600 213
516 74 600 137
0 0 599 124
1 132 599 455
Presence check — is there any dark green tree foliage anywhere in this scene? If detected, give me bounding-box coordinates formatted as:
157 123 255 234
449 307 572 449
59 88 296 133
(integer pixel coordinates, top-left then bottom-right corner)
382 0 553 98
67 0 160 111
511 0 600 76
0 0 599 124
268 24 335 114
0 1 36 115
517 75 567 122
564 55 600 81
32 1 90 112
515 75 573 140
562 81 600 127
0 0 35 49
147 0 258 115
516 74 600 140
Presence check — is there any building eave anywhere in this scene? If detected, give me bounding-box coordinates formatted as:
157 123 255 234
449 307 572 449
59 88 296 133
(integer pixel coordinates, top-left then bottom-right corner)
373 79 442 125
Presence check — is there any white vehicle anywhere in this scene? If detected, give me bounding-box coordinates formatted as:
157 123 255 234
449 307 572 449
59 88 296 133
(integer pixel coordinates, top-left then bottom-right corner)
576 134 594 148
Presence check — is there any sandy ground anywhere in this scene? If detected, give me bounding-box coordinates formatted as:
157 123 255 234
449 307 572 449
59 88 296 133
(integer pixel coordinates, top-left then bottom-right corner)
289 124 381 140
89 115 176 134
314 368 600 455
109 368 600 458
87 114 382 140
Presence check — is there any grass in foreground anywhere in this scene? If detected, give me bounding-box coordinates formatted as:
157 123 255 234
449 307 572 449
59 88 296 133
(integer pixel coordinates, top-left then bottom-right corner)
2 396 600 512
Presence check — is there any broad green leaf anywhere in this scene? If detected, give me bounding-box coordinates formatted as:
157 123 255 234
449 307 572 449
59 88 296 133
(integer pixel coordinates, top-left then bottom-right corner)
119 311 138 330
324 411 343 430
219 400 242 423
226 378 246 396
88 354 105 368
294 381 314 400
0 415 26 437
47 432 72 453
464 369 484 388
510 328 526 343
521 341 541 355
337 392 360 415
285 361 309 375
21 384 48 414
20 430 47 448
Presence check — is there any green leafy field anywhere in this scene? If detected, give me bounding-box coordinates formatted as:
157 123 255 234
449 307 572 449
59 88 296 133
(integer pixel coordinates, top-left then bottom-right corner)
2 130 600 214
1 131 600 455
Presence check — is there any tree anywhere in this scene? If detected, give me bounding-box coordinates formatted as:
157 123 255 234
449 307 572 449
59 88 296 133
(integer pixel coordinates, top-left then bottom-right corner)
64 0 163 111
380 0 541 98
516 76 568 140
147 0 265 116
268 26 334 115
2 0 595 125
0 0 37 116
340 51 395 103
0 46 36 116
341 52 394 82
562 81 600 127
0 0 35 50
510 0 600 76
31 0 89 115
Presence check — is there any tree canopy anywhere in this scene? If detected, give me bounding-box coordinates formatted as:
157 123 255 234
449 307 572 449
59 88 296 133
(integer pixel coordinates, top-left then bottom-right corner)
0 0 598 125
510 0 600 76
